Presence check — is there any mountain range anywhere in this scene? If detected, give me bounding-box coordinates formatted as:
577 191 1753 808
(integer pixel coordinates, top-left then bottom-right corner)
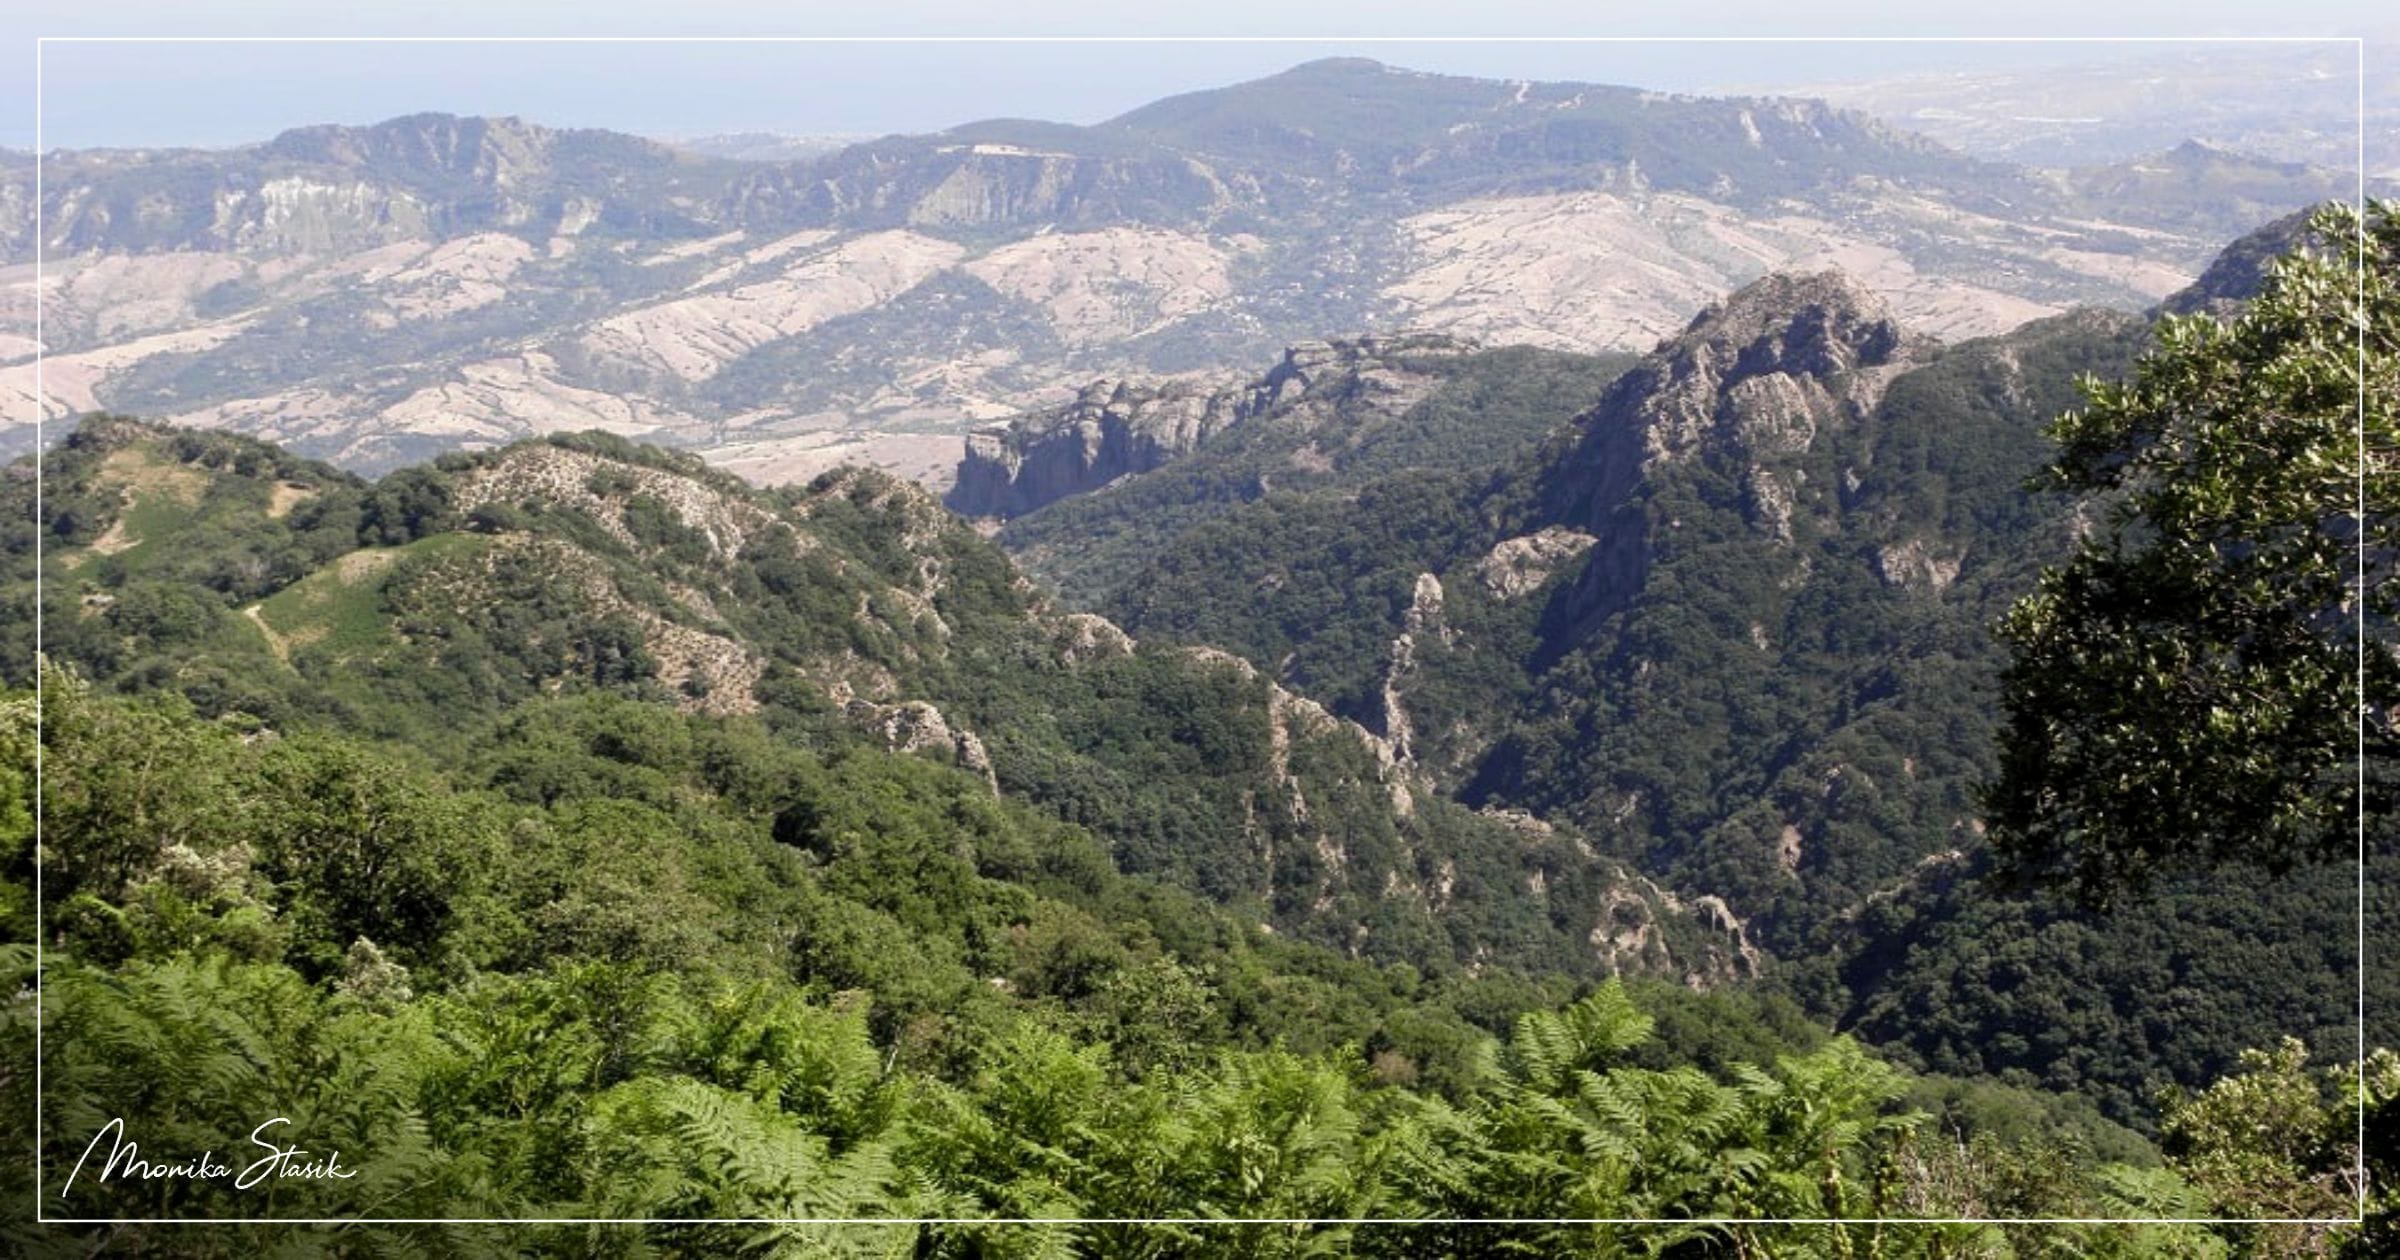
966 215 2374 1119
2 57 2365 485
9 47 2393 1245
14 203 2375 1126
13 411 1769 991
1749 40 2400 175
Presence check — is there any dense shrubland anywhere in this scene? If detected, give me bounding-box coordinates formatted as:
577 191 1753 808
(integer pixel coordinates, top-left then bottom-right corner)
5 673 2391 1255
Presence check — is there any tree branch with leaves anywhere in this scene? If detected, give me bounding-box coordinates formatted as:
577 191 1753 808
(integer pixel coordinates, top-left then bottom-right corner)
1988 200 2400 901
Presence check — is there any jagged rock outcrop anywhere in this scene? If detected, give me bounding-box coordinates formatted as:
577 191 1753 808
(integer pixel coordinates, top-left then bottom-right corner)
1245 331 1475 419
847 698 999 793
1533 270 1935 633
1875 538 1963 592
949 331 1478 519
1543 270 1930 524
1477 527 1598 599
1051 611 1136 663
949 378 1244 518
1374 573 1450 770
2155 205 2315 317
457 443 776 560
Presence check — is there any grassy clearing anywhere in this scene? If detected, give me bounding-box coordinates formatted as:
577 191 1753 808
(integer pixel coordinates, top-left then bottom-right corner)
249 533 488 664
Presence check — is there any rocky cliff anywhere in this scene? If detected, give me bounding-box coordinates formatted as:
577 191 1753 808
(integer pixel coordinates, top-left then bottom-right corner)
948 331 1479 519
1532 271 1936 639
948 378 1245 518
2154 205 2317 317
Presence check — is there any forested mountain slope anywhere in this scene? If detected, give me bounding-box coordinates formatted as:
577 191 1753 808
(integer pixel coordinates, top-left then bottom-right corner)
977 335 1637 605
4 417 1753 985
1102 271 2135 910
4 229 2390 1244
1078 223 2380 1119
0 421 2379 1251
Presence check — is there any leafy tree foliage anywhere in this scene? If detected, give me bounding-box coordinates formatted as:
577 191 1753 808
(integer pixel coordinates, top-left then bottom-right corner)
10 673 2339 1256
1989 201 2400 898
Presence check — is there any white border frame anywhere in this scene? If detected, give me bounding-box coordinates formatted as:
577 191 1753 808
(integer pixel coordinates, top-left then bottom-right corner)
28 27 2371 1228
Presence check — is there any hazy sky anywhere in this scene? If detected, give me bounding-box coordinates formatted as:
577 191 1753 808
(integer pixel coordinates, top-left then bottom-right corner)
9 0 2392 151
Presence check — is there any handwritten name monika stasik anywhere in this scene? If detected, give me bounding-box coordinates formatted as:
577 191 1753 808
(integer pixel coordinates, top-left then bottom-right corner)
63 1118 359 1197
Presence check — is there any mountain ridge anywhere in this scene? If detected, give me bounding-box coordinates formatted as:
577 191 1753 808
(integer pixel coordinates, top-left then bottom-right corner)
11 212 2377 1132
3 58 2360 484
948 330 1489 520
1067 214 2371 1117
9 413 1760 987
